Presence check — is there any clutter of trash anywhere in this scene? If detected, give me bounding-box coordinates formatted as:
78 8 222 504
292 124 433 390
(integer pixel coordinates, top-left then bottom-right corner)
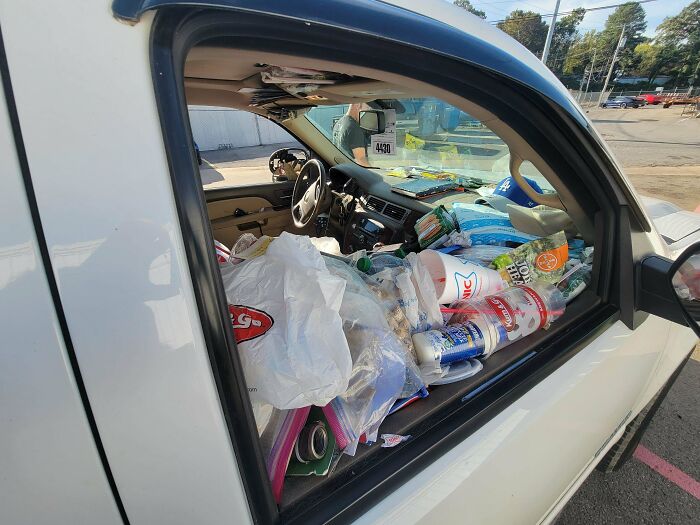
214 180 593 503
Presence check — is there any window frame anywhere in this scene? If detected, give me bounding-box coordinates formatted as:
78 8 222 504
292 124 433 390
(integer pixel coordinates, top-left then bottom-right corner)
149 6 640 523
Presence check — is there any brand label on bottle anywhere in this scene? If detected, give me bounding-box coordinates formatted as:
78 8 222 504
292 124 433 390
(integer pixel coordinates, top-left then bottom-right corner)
485 295 517 331
438 322 486 363
517 286 548 329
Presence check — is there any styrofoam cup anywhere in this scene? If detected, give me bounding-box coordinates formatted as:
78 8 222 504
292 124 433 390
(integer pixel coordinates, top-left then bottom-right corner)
418 249 505 304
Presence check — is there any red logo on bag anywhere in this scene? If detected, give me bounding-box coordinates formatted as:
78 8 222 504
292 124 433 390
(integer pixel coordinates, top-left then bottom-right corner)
486 296 516 331
228 305 273 343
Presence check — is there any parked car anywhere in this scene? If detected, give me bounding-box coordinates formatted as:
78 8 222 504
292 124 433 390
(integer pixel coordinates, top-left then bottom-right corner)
640 93 663 105
2 1 698 525
601 96 644 108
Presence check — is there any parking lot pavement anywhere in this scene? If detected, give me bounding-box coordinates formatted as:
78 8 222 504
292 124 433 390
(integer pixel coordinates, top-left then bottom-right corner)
586 105 700 168
557 348 700 524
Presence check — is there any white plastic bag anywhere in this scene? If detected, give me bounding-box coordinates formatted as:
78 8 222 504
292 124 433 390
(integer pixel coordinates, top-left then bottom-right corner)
220 233 352 409
404 252 443 331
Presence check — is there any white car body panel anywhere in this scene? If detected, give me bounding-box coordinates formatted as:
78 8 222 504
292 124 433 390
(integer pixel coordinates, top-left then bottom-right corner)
355 317 695 525
0 3 251 524
0 70 122 524
0 1 696 524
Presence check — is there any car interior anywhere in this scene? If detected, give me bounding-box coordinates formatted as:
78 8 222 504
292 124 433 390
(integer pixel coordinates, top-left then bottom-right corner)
183 43 604 513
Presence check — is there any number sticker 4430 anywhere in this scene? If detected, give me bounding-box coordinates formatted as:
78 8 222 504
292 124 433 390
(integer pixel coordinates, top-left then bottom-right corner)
374 141 393 155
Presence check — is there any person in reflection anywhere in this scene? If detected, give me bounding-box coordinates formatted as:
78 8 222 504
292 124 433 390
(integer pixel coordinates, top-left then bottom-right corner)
332 103 371 167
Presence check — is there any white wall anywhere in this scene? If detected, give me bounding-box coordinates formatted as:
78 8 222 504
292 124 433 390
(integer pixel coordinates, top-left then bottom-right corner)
188 106 295 151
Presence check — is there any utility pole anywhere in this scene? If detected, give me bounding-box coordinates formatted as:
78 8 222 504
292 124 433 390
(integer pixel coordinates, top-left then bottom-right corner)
597 25 626 107
583 47 598 105
688 59 700 95
541 0 561 66
577 69 587 101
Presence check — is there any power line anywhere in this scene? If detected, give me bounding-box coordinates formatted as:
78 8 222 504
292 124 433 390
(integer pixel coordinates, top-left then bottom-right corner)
487 0 658 25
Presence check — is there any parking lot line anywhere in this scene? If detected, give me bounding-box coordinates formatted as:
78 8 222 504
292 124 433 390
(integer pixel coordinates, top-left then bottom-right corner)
634 445 700 500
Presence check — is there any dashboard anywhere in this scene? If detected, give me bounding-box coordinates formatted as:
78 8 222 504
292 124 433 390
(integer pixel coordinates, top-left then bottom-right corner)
326 163 480 253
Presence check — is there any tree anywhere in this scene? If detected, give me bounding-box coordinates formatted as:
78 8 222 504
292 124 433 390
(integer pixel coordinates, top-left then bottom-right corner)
548 8 586 74
631 41 681 83
656 1 700 85
453 0 486 19
563 30 598 77
598 2 647 73
497 10 549 57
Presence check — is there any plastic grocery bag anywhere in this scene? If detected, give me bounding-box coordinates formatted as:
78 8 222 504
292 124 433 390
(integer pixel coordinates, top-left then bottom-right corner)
220 233 352 409
323 257 420 455
370 253 442 334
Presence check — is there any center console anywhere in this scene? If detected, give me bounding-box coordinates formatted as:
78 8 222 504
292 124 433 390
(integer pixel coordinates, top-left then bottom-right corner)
344 212 394 253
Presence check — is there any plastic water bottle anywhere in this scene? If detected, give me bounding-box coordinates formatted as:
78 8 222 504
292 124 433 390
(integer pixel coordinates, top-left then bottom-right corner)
412 282 565 371
366 253 405 275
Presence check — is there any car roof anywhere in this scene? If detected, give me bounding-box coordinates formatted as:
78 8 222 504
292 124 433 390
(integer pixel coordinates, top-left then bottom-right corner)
113 0 588 127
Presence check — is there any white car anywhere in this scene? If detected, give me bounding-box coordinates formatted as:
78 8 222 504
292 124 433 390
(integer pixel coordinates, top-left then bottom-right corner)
1 2 698 525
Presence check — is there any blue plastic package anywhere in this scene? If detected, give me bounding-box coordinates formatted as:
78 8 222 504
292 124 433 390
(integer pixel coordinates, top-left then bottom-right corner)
467 226 538 247
451 203 512 231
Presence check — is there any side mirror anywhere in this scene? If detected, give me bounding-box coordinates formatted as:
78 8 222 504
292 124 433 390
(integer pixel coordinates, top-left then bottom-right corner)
359 110 386 134
638 241 700 336
672 247 700 334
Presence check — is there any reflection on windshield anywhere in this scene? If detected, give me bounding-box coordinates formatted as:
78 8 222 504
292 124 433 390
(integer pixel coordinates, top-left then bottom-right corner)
305 98 553 192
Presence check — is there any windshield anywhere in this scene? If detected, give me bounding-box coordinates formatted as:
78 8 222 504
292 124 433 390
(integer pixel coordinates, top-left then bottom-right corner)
305 97 553 192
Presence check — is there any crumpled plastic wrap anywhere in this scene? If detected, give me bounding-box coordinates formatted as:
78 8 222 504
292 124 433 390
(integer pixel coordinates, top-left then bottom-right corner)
220 233 352 409
322 257 422 455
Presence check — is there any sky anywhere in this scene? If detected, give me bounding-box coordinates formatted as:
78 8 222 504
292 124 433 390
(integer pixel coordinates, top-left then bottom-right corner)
467 0 692 37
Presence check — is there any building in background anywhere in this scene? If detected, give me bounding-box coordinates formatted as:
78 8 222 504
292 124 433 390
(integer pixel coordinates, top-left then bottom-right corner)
188 106 294 151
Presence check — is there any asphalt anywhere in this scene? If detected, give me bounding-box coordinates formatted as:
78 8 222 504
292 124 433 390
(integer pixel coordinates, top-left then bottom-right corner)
556 348 700 524
585 105 700 168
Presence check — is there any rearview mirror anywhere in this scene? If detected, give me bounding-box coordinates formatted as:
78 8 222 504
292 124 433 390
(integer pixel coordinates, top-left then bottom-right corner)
638 241 700 337
359 110 386 134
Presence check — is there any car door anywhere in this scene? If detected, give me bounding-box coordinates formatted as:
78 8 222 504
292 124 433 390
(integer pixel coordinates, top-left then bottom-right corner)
136 3 696 523
7 2 694 525
190 108 310 245
0 38 123 524
0 3 255 524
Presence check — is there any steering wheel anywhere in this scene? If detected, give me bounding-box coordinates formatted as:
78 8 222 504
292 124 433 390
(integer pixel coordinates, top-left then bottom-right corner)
291 159 327 228
269 147 309 182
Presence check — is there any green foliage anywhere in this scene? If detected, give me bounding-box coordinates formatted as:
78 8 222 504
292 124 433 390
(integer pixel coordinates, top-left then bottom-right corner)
548 8 586 74
656 1 700 85
598 2 648 74
497 10 549 56
453 0 486 19
563 30 598 76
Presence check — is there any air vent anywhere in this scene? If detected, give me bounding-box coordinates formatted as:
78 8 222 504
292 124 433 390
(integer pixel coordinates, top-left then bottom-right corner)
365 196 386 213
383 203 408 222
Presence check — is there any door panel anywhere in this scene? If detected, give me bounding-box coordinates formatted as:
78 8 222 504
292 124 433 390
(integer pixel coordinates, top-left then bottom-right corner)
205 181 314 245
208 195 291 245
355 316 671 525
0 64 122 525
1 4 253 523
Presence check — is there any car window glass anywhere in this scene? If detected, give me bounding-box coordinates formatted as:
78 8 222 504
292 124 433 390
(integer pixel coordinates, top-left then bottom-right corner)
305 98 555 196
189 105 303 188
